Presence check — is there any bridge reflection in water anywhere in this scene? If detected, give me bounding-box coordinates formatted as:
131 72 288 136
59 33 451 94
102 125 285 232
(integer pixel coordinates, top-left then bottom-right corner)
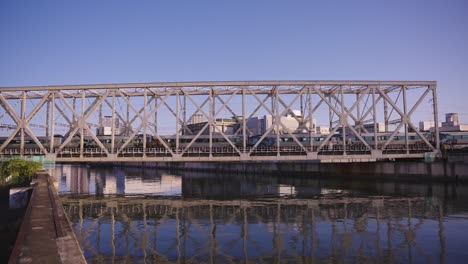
56 164 468 263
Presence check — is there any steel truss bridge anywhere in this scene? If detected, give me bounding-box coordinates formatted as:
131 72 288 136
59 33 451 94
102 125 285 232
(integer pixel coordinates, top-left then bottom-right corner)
0 80 440 163
61 196 447 263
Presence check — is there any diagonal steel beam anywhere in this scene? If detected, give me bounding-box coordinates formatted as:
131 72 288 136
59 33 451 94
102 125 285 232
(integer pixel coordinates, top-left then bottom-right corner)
378 86 434 150
84 125 110 155
0 93 21 123
128 97 155 125
56 92 80 122
314 86 371 149
56 91 110 153
162 100 194 135
116 90 172 153
233 91 270 136
179 123 210 155
104 99 126 125
0 127 21 152
20 92 52 154
247 86 308 153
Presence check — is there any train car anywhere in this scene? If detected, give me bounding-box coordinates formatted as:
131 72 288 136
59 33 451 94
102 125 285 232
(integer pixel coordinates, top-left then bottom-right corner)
348 132 426 146
440 131 468 145
0 134 63 149
164 134 241 149
246 133 337 148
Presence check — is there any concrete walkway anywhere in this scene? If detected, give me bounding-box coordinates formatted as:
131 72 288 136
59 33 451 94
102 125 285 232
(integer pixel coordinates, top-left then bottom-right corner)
9 171 86 264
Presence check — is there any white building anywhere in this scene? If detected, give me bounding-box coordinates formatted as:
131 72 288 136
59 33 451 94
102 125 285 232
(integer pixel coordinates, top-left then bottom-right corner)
246 111 316 135
419 121 441 132
316 126 330 134
185 117 238 135
97 116 121 135
362 122 386 133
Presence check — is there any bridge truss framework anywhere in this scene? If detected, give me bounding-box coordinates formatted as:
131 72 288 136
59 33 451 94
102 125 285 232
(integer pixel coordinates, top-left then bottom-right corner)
0 80 440 162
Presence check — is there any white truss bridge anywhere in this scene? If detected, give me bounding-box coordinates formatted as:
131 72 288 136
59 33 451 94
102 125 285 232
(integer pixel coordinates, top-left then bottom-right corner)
0 80 440 163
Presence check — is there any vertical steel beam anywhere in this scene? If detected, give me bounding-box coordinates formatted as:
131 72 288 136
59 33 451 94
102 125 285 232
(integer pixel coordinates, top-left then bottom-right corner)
340 86 346 154
99 101 102 128
242 87 247 151
50 93 55 153
126 98 130 136
80 91 85 157
111 91 116 153
176 90 180 149
328 95 333 131
154 96 158 134
384 99 389 132
46 99 50 138
183 92 187 135
72 97 76 123
275 87 280 156
432 85 440 150
209 88 213 157
300 93 304 122
308 86 313 150
372 87 378 149
403 86 409 154
20 92 26 156
143 89 147 155
356 93 361 134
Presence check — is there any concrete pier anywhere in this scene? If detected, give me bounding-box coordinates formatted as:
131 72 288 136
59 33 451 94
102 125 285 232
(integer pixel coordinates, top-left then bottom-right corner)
8 170 86 264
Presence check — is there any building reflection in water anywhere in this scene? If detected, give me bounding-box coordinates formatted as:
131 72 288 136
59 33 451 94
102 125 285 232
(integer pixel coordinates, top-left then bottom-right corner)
56 165 182 196
56 164 468 263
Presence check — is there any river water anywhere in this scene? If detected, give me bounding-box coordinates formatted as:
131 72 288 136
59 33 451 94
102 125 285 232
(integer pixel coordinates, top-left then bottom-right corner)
56 164 468 263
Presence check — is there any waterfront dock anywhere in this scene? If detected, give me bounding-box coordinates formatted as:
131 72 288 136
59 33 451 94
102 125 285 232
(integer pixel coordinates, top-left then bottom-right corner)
8 170 86 264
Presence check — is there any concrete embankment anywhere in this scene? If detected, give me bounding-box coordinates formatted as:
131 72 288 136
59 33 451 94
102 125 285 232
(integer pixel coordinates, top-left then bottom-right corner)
8 170 86 264
112 154 468 182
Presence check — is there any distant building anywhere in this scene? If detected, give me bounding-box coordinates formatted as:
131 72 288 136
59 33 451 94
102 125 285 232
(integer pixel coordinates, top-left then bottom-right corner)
419 121 441 132
246 111 316 135
442 113 459 127
429 113 468 132
316 126 330 134
362 123 386 133
184 117 238 135
189 114 206 125
97 116 121 135
440 113 468 132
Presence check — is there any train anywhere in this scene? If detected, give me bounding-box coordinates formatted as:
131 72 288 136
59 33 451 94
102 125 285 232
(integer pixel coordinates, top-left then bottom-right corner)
245 132 429 148
440 132 468 145
1 131 467 151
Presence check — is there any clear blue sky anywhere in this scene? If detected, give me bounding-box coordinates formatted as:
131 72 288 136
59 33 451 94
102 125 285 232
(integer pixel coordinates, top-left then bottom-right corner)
1 0 467 121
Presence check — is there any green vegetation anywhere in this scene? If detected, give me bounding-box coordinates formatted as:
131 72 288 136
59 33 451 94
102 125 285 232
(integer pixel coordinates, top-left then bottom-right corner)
0 159 42 187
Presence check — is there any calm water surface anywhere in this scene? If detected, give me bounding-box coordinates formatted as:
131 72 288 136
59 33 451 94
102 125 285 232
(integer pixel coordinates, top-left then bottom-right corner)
56 164 468 263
